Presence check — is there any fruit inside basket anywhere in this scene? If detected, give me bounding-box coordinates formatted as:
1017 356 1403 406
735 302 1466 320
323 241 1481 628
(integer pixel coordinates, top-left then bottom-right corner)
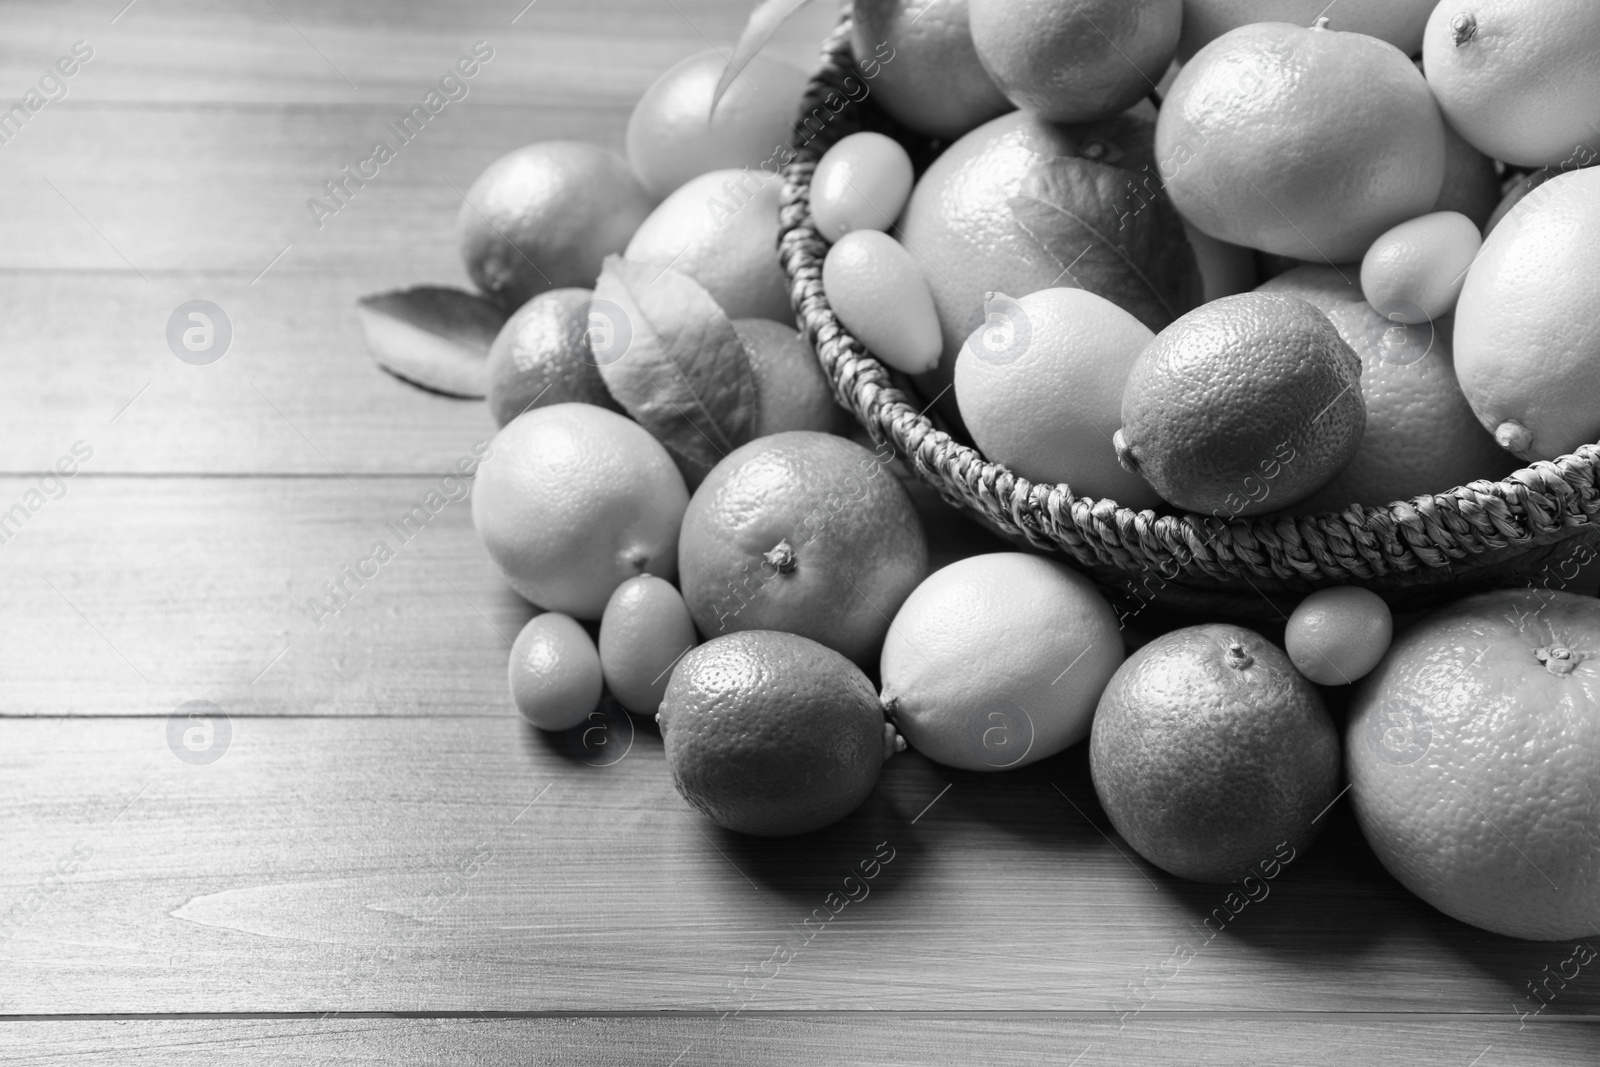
771 8 1600 622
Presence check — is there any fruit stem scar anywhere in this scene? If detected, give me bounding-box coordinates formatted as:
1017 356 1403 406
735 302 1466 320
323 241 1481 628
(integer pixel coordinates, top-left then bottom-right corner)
1225 642 1254 670
1311 15 1330 30
1451 12 1478 46
763 539 798 574
1495 419 1533 457
1535 646 1582 675
883 722 906 761
1113 429 1139 473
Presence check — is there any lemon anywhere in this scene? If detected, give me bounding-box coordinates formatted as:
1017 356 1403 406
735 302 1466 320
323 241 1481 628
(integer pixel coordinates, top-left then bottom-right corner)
1453 166 1600 461
472 403 689 619
625 49 808 201
624 168 792 323
458 142 653 311
1090 624 1342 883
880 553 1125 771
1422 0 1600 169
659 630 898 836
954 288 1161 508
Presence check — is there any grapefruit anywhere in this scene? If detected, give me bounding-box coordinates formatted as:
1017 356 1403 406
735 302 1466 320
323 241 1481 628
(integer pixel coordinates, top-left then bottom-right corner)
1348 589 1600 940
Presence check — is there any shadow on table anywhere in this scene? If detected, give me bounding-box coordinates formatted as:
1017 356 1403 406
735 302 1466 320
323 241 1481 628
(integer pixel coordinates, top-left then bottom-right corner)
716 783 923 909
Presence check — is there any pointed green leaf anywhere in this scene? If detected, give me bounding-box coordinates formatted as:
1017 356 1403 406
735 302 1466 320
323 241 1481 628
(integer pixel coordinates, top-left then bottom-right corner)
710 0 817 116
593 256 759 483
1008 157 1203 333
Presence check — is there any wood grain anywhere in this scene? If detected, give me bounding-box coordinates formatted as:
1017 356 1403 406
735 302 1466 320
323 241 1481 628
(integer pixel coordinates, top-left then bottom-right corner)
0 0 845 108
2 716 1596 1017
0 273 502 475
2 1016 1598 1067
4 0 1596 1060
0 475 521 715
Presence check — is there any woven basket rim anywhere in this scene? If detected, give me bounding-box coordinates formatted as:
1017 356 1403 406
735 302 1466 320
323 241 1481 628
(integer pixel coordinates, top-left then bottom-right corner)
776 13 1600 597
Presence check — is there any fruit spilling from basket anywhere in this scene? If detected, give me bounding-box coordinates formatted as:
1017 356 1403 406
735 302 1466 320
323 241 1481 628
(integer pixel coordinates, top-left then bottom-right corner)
355 0 1600 942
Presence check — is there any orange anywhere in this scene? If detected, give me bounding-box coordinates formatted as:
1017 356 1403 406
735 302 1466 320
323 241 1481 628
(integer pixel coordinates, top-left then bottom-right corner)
1433 118 1502 231
880 553 1125 771
659 630 898 836
969 0 1181 124
1183 222 1259 302
624 168 792 323
625 49 809 201
822 230 943 374
1113 292 1365 516
810 132 915 244
1360 211 1482 324
1452 166 1600 462
1257 266 1517 511
471 403 689 619
1090 623 1342 883
677 431 927 665
850 0 1013 141
1285 586 1393 686
730 319 848 437
1179 0 1437 59
457 142 653 311
508 613 603 730
1422 0 1600 169
1348 588 1600 940
1157 21 1445 261
953 287 1161 508
484 288 620 428
897 109 1130 387
598 575 697 716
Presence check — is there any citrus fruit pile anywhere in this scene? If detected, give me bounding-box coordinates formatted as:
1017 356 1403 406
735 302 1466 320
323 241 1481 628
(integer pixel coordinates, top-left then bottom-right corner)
357 0 1600 942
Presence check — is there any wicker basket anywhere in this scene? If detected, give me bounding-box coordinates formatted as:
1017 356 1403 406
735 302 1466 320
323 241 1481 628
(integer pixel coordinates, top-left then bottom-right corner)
777 15 1600 622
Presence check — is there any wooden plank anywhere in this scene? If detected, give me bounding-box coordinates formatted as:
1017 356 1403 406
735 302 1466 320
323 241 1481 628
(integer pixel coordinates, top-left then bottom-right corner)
0 1 844 274
2 715 1596 1016
0 105 642 274
0 99 833 472
0 475 1005 713
1 1016 1596 1067
0 0 844 108
0 475 520 714
0 273 502 474
0 1 844 275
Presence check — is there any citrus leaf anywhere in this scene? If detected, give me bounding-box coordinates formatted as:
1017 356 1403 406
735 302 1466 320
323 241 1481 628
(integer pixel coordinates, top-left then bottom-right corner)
1007 157 1203 333
710 0 817 115
593 255 759 483
356 286 508 398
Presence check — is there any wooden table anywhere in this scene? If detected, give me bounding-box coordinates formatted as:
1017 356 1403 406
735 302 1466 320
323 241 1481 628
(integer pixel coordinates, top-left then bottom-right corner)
2 2 1596 1062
